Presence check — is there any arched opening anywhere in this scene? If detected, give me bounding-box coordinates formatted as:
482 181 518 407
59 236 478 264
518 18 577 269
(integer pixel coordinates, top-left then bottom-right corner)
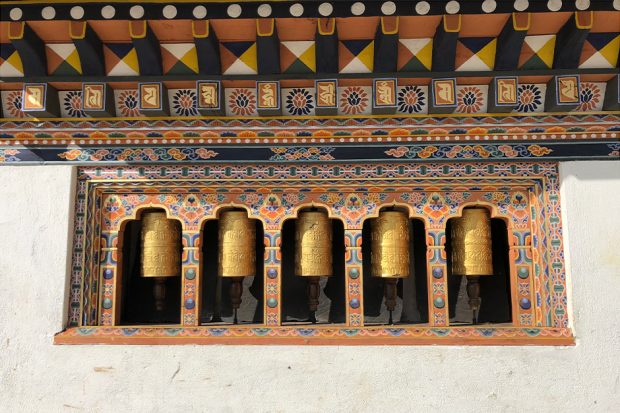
445 209 512 324
119 208 182 325
199 209 264 324
280 207 346 324
361 209 429 325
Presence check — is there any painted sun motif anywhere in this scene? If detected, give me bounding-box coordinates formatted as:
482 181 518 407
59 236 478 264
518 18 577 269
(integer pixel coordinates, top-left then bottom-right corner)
516 84 543 112
577 82 602 112
228 88 257 116
4 91 25 118
339 86 369 115
63 91 86 118
116 90 141 117
285 88 314 116
171 89 198 116
397 86 426 114
456 86 484 114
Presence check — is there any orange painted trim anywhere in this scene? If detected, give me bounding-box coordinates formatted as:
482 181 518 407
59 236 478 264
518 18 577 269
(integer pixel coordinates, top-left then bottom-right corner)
54 327 576 346
192 20 209 38
70 21 87 40
575 11 594 30
381 16 399 35
512 13 531 31
317 18 335 36
8 21 24 40
129 20 147 39
257 18 275 37
443 15 461 33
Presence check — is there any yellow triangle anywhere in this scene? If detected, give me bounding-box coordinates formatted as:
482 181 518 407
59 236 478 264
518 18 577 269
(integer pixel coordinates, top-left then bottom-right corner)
124 48 140 74
298 44 316 72
417 39 433 70
357 41 374 71
477 39 497 70
6 51 24 74
66 49 82 74
537 36 556 68
599 35 620 67
239 43 258 72
180 48 199 74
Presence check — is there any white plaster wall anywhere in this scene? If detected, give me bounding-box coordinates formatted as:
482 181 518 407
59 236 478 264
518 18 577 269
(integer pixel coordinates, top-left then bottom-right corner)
0 161 619 413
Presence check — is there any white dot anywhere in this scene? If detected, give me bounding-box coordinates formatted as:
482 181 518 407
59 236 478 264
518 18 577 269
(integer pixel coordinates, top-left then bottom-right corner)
319 2 333 16
258 4 272 17
446 1 460 14
193 5 207 19
482 0 497 13
162 5 177 19
548 0 562 11
101 5 116 19
130 5 145 19
614 0 620 10
575 0 590 10
227 4 242 18
70 6 85 20
415 1 431 15
9 8 23 21
42 6 56 20
381 1 396 15
290 3 304 17
351 2 365 15
514 0 529 11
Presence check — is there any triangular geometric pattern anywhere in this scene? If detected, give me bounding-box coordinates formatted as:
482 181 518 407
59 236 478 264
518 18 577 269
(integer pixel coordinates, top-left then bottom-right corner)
280 41 316 74
104 44 140 76
0 44 24 77
518 35 556 69
339 40 374 73
579 33 620 69
456 38 496 71
161 44 199 74
398 38 432 71
456 85 488 113
220 42 257 75
46 43 82 75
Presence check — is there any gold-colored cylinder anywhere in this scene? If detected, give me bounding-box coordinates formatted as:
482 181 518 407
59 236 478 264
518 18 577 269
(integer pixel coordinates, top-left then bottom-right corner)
371 211 410 278
218 210 256 277
295 211 332 277
140 211 181 278
450 208 494 277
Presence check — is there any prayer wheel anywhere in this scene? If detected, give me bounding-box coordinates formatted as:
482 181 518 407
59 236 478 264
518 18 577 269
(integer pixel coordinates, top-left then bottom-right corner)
295 210 332 322
371 210 410 323
219 210 256 323
140 211 181 312
450 207 494 324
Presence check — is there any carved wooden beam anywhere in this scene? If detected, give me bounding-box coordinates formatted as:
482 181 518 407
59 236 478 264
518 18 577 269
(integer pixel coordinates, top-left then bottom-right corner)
316 18 338 74
373 17 399 73
130 21 163 76
193 20 221 75
553 12 593 69
494 13 529 71
9 22 46 76
257 19 280 75
71 21 105 76
432 15 461 72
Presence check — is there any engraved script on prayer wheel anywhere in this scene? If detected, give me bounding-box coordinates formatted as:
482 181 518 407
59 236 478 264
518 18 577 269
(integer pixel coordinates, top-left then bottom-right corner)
371 211 410 278
140 211 181 278
219 210 256 278
295 211 332 277
451 208 494 277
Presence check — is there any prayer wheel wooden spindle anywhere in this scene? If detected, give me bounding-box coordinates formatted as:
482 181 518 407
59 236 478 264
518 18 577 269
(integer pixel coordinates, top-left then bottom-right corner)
450 208 494 324
371 210 410 324
219 210 256 324
295 210 332 323
140 211 181 313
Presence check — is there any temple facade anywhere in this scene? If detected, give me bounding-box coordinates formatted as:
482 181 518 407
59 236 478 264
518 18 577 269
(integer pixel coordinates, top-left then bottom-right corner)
0 1 619 410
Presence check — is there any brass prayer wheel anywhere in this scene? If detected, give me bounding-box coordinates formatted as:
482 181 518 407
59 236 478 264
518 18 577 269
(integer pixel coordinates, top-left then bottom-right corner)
295 211 333 278
218 210 256 278
370 210 410 279
140 211 181 278
450 208 494 277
